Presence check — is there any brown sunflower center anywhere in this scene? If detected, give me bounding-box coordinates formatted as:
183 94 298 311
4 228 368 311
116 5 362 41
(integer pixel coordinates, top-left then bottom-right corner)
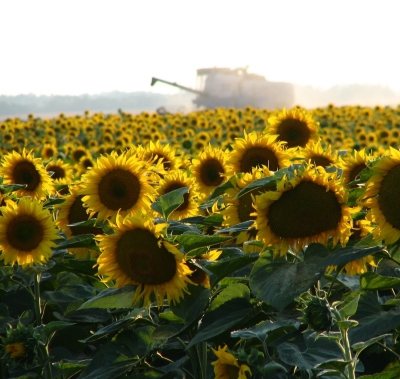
12 161 41 191
115 228 177 285
277 118 311 148
199 158 225 187
46 165 66 180
72 149 86 163
68 195 103 236
186 261 207 285
98 169 141 211
347 163 366 185
310 155 333 168
378 164 400 229
6 214 45 251
267 181 342 238
163 183 189 211
240 147 279 173
225 365 240 379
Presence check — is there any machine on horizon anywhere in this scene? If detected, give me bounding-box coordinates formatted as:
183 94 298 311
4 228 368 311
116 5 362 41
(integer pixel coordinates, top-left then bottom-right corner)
151 67 295 110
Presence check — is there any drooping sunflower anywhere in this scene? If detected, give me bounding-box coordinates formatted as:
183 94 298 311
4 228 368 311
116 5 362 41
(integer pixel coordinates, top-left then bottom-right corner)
0 149 54 199
0 197 59 267
155 170 199 220
56 187 103 259
266 107 320 148
227 131 292 174
78 152 156 222
361 147 400 244
185 249 222 288
254 165 353 255
211 345 251 379
338 148 375 187
96 213 193 307
190 145 232 200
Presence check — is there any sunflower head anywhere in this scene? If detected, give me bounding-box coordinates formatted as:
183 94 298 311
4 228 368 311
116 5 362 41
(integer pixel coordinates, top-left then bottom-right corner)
266 107 320 149
0 149 55 199
211 345 252 379
254 165 353 256
96 213 193 307
190 145 232 200
0 197 59 268
300 294 333 334
79 151 156 222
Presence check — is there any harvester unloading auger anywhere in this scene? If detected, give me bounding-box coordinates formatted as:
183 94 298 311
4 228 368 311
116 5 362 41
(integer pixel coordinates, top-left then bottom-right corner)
151 67 295 110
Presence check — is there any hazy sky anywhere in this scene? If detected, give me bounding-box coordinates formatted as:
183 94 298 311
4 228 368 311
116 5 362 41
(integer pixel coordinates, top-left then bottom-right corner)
1 0 400 96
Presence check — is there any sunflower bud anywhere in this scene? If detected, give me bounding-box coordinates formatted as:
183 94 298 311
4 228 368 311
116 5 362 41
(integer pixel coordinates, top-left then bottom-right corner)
304 298 333 333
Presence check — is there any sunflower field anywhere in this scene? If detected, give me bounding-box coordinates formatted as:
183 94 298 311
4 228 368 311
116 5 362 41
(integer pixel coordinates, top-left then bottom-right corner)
1 104 400 379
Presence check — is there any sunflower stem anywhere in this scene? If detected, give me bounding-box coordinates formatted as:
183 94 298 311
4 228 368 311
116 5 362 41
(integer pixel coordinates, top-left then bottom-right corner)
326 266 342 299
33 273 42 326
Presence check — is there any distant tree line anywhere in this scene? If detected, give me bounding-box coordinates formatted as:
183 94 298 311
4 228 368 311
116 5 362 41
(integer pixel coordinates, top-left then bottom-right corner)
1 85 400 120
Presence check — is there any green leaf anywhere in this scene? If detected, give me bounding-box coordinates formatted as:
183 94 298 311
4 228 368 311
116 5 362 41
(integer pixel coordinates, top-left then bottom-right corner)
234 175 277 199
174 234 234 253
250 246 327 310
37 321 75 340
54 234 99 250
209 283 250 311
55 361 86 378
216 220 254 234
352 334 392 352
322 245 383 267
207 178 235 200
339 294 360 319
0 183 26 194
231 320 297 342
152 325 180 340
277 342 343 370
151 187 189 220
41 283 97 303
80 309 145 342
201 253 258 287
315 359 352 373
79 286 138 309
186 297 253 348
349 307 400 344
360 272 400 291
79 358 139 379
169 284 210 326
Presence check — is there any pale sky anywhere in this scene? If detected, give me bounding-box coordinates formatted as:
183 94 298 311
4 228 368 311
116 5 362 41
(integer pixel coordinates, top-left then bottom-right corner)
1 0 400 96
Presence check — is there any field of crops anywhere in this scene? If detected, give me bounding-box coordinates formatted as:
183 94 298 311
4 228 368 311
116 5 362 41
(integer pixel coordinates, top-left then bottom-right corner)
1 104 400 379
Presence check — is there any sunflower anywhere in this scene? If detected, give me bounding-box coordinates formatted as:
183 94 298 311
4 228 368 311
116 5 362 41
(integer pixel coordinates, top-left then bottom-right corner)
254 165 353 256
338 148 375 187
78 152 156 222
96 213 193 307
190 145 232 200
222 167 274 226
266 107 320 148
300 139 338 168
0 197 59 267
155 170 199 220
142 140 182 171
56 187 103 259
361 147 400 244
46 158 73 182
227 131 291 174
211 345 251 379
186 249 222 288
0 149 54 199
41 143 58 160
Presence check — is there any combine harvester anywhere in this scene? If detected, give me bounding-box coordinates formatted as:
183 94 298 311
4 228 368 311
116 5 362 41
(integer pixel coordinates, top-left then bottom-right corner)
151 67 295 110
